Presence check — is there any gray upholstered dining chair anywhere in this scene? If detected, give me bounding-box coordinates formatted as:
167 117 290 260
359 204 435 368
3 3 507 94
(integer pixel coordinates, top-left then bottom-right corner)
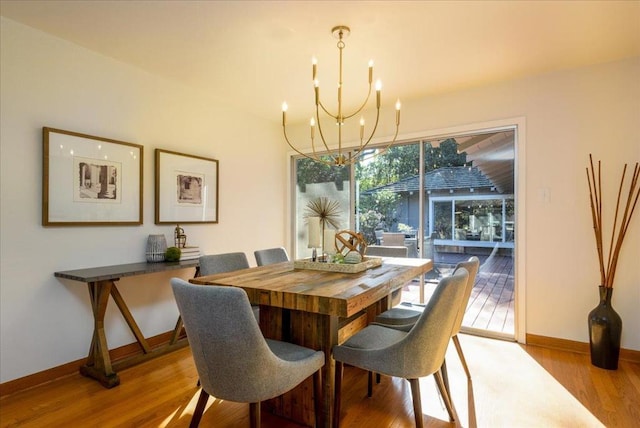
199 252 250 275
254 247 289 266
332 268 469 427
198 252 258 319
171 278 324 428
374 256 480 382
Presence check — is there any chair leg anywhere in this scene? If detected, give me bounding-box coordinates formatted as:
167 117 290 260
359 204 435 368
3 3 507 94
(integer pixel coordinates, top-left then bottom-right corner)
453 334 472 380
408 378 423 428
440 358 451 399
367 371 382 397
313 369 323 428
433 370 457 423
190 389 209 428
333 361 344 428
249 402 261 428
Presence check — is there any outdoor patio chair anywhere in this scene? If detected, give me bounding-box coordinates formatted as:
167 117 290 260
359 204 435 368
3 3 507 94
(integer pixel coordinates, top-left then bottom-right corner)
365 245 408 258
332 268 469 427
381 232 405 246
171 278 324 428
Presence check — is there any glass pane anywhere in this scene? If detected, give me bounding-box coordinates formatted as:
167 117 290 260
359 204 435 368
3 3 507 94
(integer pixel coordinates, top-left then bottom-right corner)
433 201 453 239
294 157 350 259
505 199 515 242
355 144 420 257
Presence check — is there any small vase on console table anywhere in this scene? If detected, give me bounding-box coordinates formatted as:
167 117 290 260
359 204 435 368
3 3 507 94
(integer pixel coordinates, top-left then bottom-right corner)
146 234 167 262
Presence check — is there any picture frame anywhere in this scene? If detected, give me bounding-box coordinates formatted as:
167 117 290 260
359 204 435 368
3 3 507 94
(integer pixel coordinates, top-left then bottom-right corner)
42 127 143 226
155 149 219 224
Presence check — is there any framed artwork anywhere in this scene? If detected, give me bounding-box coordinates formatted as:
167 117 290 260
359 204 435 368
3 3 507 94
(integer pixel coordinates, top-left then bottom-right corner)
155 149 219 224
42 127 143 226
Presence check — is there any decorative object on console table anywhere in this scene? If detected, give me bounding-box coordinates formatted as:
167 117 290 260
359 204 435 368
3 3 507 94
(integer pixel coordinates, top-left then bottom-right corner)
174 224 187 248
146 234 167 262
164 246 181 262
586 154 639 370
179 246 200 261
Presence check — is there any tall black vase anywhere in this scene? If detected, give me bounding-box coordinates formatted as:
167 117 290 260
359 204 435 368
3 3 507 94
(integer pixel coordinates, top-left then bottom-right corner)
588 286 622 370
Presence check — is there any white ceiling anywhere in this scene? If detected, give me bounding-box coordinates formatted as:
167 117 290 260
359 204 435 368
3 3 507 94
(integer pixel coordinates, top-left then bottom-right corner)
1 0 639 124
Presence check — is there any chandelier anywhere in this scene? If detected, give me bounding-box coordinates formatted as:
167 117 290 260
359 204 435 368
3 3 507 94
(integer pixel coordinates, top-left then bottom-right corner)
282 25 401 167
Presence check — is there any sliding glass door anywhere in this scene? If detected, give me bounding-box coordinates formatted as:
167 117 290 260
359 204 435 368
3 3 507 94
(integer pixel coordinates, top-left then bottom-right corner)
291 128 516 339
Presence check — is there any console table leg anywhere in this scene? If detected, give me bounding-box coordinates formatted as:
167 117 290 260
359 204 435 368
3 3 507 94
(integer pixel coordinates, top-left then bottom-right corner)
82 281 120 388
170 316 184 345
110 283 151 353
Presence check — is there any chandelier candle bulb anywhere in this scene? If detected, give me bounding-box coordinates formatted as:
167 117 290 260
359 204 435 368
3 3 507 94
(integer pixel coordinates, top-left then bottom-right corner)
368 60 373 83
396 99 401 125
310 118 315 138
282 102 287 126
312 57 317 80
314 80 319 105
359 117 365 140
375 80 382 108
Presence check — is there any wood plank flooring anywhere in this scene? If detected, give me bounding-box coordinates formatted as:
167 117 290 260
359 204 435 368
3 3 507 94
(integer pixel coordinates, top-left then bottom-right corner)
1 335 638 427
403 253 515 336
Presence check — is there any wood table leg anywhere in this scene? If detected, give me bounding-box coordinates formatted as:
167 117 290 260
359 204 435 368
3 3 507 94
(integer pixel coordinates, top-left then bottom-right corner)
318 313 338 428
80 281 120 388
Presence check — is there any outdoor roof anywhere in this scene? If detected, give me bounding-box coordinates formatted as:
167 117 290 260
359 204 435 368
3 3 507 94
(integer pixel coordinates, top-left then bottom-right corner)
362 166 495 195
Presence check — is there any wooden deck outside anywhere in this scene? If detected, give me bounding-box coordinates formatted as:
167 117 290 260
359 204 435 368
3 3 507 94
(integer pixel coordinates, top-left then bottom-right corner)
401 251 515 337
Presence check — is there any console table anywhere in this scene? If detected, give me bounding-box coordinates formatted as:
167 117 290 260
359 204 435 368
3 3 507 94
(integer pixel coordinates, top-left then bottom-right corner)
54 260 199 388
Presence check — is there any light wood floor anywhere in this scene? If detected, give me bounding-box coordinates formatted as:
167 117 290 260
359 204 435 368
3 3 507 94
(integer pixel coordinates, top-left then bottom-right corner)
1 335 638 427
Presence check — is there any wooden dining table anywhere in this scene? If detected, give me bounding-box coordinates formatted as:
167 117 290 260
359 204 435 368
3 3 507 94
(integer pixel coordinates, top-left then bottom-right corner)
190 257 432 427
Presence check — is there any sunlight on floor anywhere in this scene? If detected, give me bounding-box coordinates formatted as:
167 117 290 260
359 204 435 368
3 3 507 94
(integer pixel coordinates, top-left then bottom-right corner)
419 334 605 428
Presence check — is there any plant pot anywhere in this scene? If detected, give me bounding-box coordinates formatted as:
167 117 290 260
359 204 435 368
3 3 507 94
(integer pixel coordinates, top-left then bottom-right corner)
588 286 622 370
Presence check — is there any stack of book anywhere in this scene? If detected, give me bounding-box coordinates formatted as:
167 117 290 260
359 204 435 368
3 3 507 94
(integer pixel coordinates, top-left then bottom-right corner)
179 246 200 261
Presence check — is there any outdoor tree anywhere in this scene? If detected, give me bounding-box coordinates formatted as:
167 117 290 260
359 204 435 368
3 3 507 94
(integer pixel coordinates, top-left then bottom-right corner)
295 139 469 244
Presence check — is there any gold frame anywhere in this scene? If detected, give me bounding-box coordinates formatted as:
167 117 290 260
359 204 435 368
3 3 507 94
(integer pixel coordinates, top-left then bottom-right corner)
42 127 143 226
155 149 219 224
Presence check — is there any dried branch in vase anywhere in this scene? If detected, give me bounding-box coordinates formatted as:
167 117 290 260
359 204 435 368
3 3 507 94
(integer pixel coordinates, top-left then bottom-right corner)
586 154 640 288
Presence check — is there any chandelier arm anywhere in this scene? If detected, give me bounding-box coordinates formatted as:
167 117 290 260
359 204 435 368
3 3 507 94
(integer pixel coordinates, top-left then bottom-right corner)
342 83 373 120
283 125 335 166
356 107 381 152
318 100 338 119
367 124 401 160
338 112 401 167
314 108 335 155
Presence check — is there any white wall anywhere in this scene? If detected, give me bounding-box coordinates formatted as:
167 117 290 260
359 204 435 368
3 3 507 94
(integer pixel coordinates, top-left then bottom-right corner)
0 18 286 383
401 58 640 350
2 16 639 385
